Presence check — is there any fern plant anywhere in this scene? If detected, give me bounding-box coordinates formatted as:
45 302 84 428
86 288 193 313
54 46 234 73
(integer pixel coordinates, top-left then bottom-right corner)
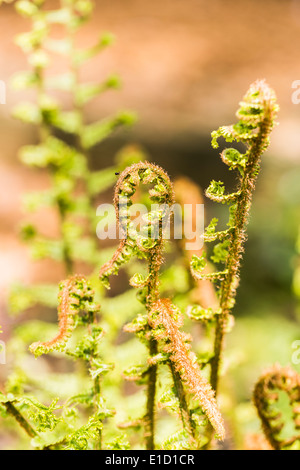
253 364 300 450
1 0 136 451
10 0 136 286
3 1 297 452
1 80 281 450
189 79 279 445
98 162 225 449
190 80 278 385
1 276 114 450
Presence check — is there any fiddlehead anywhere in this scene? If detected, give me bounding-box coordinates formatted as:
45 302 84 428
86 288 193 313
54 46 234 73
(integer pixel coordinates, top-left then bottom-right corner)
99 161 175 449
253 364 300 450
190 80 279 399
100 162 224 448
29 275 98 357
99 161 175 300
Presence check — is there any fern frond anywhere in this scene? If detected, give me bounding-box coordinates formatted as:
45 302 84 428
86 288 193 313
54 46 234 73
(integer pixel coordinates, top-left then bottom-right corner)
253 364 300 450
149 298 225 440
29 276 98 357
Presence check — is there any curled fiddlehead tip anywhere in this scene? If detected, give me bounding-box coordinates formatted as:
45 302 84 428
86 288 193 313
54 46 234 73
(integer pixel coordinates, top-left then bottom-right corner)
253 363 300 450
149 298 225 441
99 161 175 289
29 275 98 358
211 78 278 159
239 79 278 116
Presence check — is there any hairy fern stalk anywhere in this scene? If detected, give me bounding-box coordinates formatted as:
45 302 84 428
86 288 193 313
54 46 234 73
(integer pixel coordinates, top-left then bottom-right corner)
190 79 278 441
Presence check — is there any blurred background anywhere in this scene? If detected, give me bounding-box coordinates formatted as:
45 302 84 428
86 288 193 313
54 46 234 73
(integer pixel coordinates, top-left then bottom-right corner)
0 0 300 447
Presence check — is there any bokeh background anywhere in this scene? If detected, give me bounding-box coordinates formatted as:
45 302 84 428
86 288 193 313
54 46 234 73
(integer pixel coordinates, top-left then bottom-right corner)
1 0 300 448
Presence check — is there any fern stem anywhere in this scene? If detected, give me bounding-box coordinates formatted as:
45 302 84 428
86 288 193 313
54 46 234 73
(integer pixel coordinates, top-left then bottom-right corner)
188 81 280 448
169 362 197 447
145 336 158 450
144 243 162 450
99 162 176 449
210 105 275 396
3 401 38 439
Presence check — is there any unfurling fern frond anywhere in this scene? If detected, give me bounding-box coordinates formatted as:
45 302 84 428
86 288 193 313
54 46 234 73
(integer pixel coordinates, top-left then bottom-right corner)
253 364 300 450
191 80 278 395
29 276 99 357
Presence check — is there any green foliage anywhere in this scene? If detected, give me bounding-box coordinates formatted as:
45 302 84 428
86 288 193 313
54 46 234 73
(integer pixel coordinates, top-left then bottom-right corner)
2 274 114 449
1 0 136 451
11 0 136 279
191 79 278 335
2 0 297 453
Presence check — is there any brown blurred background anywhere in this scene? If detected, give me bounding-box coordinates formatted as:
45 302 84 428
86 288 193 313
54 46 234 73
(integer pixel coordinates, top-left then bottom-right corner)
1 0 300 339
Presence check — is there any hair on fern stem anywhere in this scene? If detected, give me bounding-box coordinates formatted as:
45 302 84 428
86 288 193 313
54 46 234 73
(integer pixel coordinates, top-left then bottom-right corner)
149 298 225 441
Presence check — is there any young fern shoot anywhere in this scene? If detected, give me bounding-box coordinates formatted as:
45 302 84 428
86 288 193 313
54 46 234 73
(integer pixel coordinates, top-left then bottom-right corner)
253 364 300 450
99 162 224 449
190 79 279 398
99 162 174 449
27 275 114 450
29 275 98 358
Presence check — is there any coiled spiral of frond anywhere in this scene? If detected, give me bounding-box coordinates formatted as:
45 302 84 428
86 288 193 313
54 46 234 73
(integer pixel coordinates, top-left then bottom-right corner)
99 161 175 297
211 79 278 154
253 364 300 450
29 276 98 357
